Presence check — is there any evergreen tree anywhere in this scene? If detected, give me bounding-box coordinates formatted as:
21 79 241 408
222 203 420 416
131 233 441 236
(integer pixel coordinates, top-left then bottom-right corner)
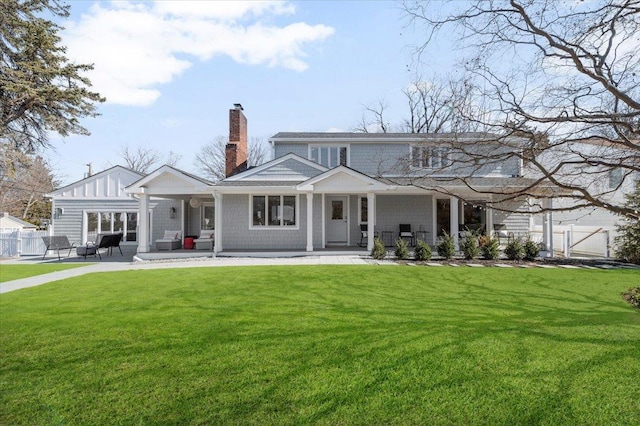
0 0 104 153
614 181 640 264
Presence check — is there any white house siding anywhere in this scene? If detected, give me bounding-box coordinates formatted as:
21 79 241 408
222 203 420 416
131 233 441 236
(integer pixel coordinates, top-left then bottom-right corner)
273 143 308 159
374 194 433 244
493 199 531 237
221 194 308 250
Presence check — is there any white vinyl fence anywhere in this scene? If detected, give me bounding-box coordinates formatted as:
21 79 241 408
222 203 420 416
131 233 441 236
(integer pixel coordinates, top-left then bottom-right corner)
0 230 50 257
530 225 614 258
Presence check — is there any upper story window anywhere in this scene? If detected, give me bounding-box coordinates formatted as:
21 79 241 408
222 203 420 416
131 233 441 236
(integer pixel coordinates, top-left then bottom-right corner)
411 145 450 169
310 145 348 168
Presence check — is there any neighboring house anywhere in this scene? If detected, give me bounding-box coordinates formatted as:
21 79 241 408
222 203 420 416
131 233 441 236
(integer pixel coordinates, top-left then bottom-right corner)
0 212 37 232
52 103 631 257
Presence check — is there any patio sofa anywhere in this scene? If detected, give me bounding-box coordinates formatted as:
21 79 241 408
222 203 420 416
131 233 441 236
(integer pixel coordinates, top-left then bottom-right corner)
195 229 214 250
156 230 182 250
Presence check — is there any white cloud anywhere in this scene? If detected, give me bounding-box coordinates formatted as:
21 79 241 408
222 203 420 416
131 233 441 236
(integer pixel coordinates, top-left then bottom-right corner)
62 1 334 106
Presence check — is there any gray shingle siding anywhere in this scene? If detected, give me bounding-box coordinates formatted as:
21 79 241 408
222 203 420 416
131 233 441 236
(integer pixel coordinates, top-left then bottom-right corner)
151 199 183 248
251 158 324 180
273 143 308 159
221 194 307 250
52 199 140 245
350 144 407 176
375 194 434 244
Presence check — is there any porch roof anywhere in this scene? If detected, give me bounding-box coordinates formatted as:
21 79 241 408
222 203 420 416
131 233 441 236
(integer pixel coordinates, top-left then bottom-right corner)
381 176 566 196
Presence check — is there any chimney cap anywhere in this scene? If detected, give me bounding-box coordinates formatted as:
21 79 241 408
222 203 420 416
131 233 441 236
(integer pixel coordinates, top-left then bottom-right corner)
233 103 243 110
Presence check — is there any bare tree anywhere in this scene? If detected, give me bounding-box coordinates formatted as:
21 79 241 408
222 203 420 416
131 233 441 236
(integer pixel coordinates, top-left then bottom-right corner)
117 146 182 174
354 76 478 134
0 145 57 225
403 0 640 219
354 100 390 133
402 76 478 133
195 136 269 182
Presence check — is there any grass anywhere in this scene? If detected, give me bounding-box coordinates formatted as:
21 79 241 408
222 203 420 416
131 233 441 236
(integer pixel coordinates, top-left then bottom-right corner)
1 265 639 425
0 263 89 283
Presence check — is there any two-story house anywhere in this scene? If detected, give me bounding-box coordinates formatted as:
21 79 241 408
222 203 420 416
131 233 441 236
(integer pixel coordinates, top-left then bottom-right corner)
118 104 556 255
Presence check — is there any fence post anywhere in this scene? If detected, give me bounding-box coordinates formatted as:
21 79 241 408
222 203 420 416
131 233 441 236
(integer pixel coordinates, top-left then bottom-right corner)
17 230 22 256
605 230 610 258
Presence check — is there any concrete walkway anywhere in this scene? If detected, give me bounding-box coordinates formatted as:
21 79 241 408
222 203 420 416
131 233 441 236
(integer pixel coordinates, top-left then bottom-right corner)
2 255 637 294
0 255 371 294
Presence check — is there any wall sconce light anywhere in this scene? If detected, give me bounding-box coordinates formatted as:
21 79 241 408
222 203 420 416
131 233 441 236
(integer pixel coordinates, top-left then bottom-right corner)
170 207 177 219
53 207 63 219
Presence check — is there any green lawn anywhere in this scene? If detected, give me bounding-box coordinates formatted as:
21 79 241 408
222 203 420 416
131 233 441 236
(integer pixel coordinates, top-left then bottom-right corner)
0 263 89 283
1 265 639 425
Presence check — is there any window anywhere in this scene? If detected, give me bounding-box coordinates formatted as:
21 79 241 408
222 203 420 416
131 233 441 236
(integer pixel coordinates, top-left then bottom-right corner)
202 203 215 230
359 197 368 223
310 145 348 167
85 211 137 242
252 195 297 227
608 168 623 189
411 145 450 168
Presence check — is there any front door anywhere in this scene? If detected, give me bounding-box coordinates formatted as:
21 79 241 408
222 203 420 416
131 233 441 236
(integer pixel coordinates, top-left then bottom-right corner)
326 196 348 245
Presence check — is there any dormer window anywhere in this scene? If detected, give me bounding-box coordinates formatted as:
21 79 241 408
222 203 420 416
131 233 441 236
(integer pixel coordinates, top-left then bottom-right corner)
310 145 348 168
411 145 450 168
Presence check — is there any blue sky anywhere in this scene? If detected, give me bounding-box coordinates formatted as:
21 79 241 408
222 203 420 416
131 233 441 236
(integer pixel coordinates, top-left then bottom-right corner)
50 1 455 185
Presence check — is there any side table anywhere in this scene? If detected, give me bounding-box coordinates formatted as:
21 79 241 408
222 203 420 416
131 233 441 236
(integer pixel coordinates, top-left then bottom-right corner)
184 237 195 250
415 231 430 244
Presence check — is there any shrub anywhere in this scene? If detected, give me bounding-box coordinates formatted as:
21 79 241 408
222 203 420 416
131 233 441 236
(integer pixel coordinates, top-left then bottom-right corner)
524 236 540 260
479 235 500 260
622 287 640 310
436 232 456 259
395 238 409 260
504 237 525 261
371 238 386 260
414 240 432 261
461 235 480 260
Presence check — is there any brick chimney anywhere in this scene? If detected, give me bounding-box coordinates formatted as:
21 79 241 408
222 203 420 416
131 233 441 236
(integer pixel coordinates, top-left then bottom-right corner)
225 103 248 178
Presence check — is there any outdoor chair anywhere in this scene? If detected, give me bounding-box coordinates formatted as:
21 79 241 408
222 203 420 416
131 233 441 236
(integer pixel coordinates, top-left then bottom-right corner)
399 224 415 246
42 236 75 260
156 230 182 250
195 229 214 250
358 224 369 247
95 232 123 259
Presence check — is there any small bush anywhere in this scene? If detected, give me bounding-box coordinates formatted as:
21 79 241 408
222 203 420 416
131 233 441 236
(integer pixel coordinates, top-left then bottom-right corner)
479 235 500 260
622 286 640 310
414 240 432 261
371 238 386 260
461 235 480 260
524 236 540 261
436 232 456 260
504 237 525 261
395 238 409 260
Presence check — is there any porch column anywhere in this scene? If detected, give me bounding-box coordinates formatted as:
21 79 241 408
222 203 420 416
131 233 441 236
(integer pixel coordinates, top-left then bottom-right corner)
450 195 459 250
214 192 222 254
306 193 313 252
367 192 375 251
485 205 493 237
138 192 150 253
547 198 554 258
